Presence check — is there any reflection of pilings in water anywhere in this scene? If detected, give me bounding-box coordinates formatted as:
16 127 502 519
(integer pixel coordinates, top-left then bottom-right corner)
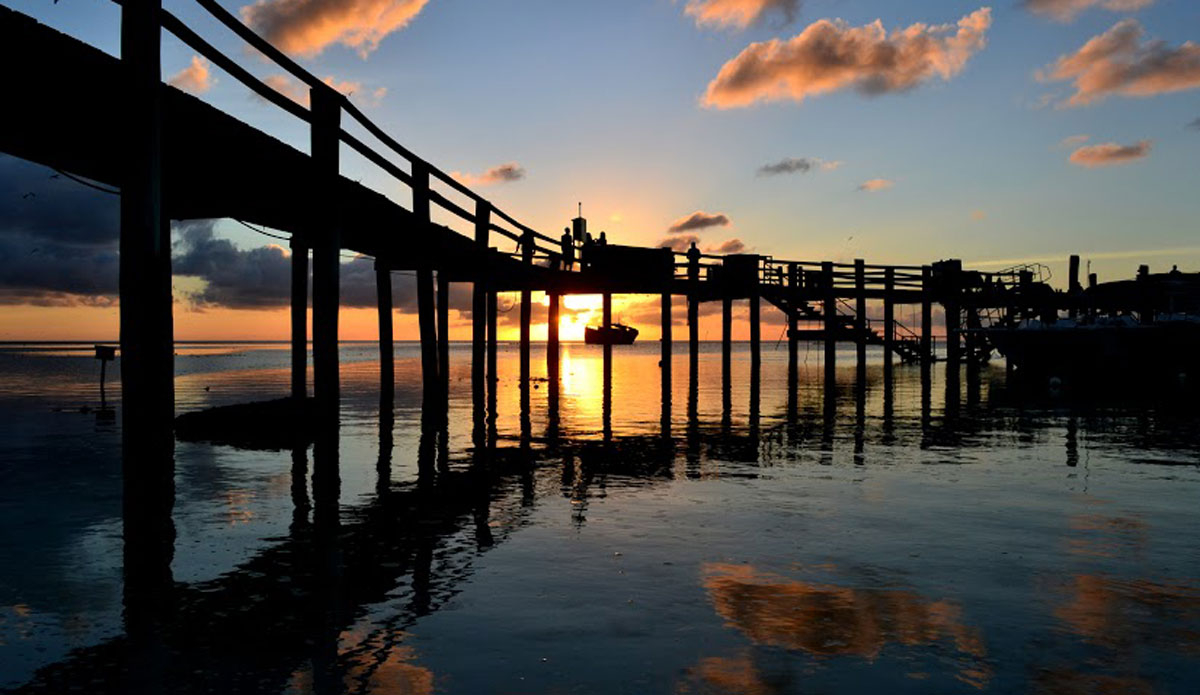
377 407 393 498
1066 416 1079 468
854 385 866 465
603 293 613 441
722 297 732 421
486 289 499 446
291 445 311 531
687 373 701 479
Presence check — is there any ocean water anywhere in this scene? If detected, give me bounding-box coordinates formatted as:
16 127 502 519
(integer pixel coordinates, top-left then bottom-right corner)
0 341 1198 694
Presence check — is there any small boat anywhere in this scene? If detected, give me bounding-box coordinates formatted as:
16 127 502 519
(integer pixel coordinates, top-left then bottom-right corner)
584 323 638 345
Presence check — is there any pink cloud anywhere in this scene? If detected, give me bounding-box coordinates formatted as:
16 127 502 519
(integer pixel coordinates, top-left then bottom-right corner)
1058 134 1090 148
703 8 992 108
450 163 526 186
1068 140 1152 168
659 234 702 252
168 56 213 94
685 0 800 31
668 211 731 233
1038 20 1200 107
707 238 746 254
241 0 430 58
1023 0 1153 23
858 178 895 192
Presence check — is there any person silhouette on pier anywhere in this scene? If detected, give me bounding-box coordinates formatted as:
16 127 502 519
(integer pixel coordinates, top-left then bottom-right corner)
561 227 575 270
686 240 701 266
598 231 607 247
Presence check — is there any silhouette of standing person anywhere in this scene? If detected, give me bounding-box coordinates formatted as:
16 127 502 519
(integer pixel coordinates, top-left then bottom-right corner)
582 232 594 269
561 227 575 271
598 231 607 247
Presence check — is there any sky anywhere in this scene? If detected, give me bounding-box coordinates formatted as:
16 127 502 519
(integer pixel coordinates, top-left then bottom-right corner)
1 0 1197 341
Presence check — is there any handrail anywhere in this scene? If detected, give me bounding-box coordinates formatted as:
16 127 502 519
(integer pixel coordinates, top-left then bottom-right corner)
159 10 310 123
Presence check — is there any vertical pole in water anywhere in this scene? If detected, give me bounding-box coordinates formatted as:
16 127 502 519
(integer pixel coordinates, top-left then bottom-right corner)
688 248 700 379
602 292 613 390
945 261 962 374
309 86 341 420
291 237 308 401
854 259 867 382
787 263 799 382
883 267 895 384
486 289 498 428
412 162 438 409
376 260 394 405
119 0 174 646
921 266 933 365
437 271 450 403
660 289 672 424
472 201 490 414
547 292 560 380
519 238 533 408
1068 254 1081 319
721 296 732 398
749 278 761 385
823 261 837 387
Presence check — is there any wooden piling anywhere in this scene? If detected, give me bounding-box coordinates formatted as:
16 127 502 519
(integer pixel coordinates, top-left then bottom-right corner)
823 261 836 386
660 291 672 414
519 235 533 401
376 260 393 404
721 297 732 390
310 86 341 418
1068 254 1081 319
603 292 613 392
547 292 560 378
437 271 449 400
472 201 490 411
687 248 700 375
854 259 867 379
921 266 933 365
787 263 799 380
883 267 895 384
288 238 308 402
486 289 498 425
749 287 761 384
417 267 438 405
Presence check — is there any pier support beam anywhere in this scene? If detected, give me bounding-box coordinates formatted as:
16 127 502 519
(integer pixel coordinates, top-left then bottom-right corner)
291 237 308 401
823 261 837 386
547 292 560 380
688 249 700 377
376 260 393 405
883 268 895 384
750 280 761 386
921 266 933 366
472 202 490 413
437 271 449 401
519 235 533 411
661 291 672 423
486 289 498 429
854 259 867 383
310 86 341 419
787 263 799 384
603 292 613 393
119 0 175 617
417 268 438 406
721 297 732 400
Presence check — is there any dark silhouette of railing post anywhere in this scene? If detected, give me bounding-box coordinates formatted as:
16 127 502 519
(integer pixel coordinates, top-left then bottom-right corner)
486 289 498 434
547 291 560 379
921 266 933 366
310 85 341 419
291 237 308 401
823 261 836 385
602 292 613 400
1068 253 1081 319
412 162 439 409
472 201 490 415
376 259 393 405
437 271 450 403
884 267 895 385
687 244 701 377
721 296 732 407
787 263 799 381
119 0 175 639
749 265 761 393
519 232 534 413
854 259 867 383
660 283 672 429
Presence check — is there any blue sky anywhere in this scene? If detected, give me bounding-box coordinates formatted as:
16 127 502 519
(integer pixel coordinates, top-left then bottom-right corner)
3 0 1198 337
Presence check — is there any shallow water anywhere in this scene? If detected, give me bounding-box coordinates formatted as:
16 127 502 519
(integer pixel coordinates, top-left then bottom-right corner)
1 342 1198 694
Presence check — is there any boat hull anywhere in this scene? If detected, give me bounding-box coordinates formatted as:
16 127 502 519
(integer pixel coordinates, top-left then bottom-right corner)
584 325 638 346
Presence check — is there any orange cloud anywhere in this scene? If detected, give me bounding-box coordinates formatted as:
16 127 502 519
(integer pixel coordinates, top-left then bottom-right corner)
658 234 701 252
241 0 430 58
707 238 746 254
668 210 731 233
450 163 526 186
1068 140 1152 167
685 0 800 30
1059 134 1090 148
168 55 213 94
703 8 992 108
1024 0 1153 23
1038 20 1200 107
858 178 895 192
